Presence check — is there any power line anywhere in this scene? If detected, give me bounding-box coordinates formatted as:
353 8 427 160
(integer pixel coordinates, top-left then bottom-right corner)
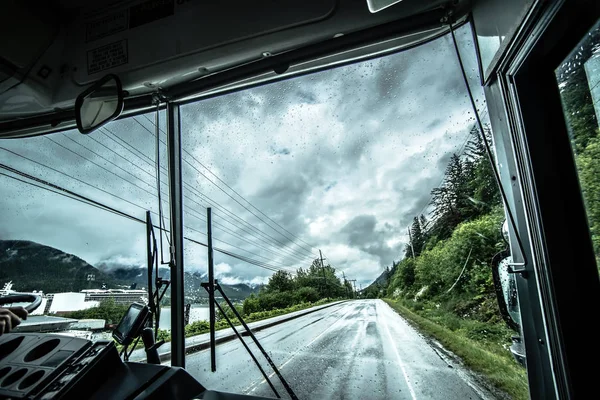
211 210 314 262
45 137 161 200
181 155 317 259
135 116 318 257
61 133 156 190
100 125 315 263
0 147 155 215
0 170 144 225
182 208 305 268
51 130 306 265
87 132 157 181
1 163 293 276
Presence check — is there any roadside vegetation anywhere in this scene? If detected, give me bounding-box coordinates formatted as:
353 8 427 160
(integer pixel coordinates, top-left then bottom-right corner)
62 298 129 325
63 293 341 347
242 264 353 315
153 258 354 342
555 25 600 270
64 270 347 350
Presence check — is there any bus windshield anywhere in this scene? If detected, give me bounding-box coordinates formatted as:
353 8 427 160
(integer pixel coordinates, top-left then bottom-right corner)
0 23 528 400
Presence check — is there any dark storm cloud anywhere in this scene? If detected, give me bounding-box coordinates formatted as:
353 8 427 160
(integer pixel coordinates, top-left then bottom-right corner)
425 117 444 131
339 215 401 263
271 146 291 155
341 215 378 247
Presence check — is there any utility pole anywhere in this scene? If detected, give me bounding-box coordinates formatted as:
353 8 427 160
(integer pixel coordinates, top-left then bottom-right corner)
348 279 357 299
407 227 416 259
342 271 349 298
319 249 327 295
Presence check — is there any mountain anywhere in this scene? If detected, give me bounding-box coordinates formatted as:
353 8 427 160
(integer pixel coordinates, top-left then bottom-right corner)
364 266 394 295
0 240 262 301
0 240 117 293
95 263 262 301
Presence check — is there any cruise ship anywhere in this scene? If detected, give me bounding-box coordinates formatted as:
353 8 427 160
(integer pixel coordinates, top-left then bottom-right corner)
1 281 148 335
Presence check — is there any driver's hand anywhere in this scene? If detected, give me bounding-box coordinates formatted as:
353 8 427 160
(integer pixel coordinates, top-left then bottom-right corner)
0 307 28 335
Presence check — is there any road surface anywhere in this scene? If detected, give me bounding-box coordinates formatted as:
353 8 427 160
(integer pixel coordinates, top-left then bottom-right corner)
184 299 491 399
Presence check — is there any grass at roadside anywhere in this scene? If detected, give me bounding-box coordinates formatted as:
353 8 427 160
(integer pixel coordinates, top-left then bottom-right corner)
384 298 528 400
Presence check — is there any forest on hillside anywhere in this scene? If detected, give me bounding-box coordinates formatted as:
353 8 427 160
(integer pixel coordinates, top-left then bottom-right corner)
365 123 509 329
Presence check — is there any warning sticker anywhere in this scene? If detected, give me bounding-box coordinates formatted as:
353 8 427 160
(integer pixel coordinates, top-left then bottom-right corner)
87 40 128 75
86 11 128 43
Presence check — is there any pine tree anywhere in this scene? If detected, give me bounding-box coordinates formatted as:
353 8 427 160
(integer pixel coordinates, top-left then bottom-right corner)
429 153 470 239
406 216 426 257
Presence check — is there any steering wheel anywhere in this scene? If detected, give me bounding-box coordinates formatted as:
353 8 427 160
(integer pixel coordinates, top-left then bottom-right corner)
0 294 43 313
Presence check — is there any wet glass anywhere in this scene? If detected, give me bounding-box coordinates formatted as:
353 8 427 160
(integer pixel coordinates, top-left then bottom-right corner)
555 18 600 276
0 111 168 347
178 23 526 399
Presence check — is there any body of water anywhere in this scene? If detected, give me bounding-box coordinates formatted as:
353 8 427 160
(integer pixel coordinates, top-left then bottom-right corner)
159 305 210 331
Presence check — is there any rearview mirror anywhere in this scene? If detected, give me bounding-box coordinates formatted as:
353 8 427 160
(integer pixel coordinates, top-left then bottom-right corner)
491 250 521 331
75 74 124 134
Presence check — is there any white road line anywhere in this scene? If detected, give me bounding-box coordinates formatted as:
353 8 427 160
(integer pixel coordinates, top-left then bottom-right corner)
381 302 418 400
243 303 355 394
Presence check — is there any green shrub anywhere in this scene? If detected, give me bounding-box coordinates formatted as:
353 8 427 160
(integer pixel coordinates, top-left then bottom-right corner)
62 298 129 325
243 294 260 315
294 287 320 303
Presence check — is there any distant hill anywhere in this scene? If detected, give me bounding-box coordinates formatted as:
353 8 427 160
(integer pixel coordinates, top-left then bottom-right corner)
0 240 115 293
364 266 394 295
96 262 263 301
0 240 262 301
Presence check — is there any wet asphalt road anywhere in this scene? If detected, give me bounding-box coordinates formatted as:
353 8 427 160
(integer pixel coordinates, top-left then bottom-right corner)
185 299 489 400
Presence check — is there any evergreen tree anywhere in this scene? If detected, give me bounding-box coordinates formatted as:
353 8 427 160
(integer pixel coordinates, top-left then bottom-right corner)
464 125 501 215
266 270 294 292
405 216 427 258
430 154 469 239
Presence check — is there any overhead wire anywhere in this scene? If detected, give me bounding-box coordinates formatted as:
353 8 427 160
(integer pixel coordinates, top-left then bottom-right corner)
45 136 162 199
134 116 318 257
102 123 315 262
60 134 156 190
99 125 314 262
181 208 303 268
58 129 308 265
0 170 144 225
0 163 294 275
0 147 155 215
180 155 318 259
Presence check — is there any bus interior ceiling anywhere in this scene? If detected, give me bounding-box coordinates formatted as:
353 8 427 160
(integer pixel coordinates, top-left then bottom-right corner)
0 0 474 137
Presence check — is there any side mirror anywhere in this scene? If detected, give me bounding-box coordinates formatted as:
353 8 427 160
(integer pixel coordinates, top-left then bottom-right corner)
75 74 124 134
491 250 521 331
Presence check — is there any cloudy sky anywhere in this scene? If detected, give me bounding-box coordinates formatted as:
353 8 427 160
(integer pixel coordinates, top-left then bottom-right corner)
0 25 487 290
